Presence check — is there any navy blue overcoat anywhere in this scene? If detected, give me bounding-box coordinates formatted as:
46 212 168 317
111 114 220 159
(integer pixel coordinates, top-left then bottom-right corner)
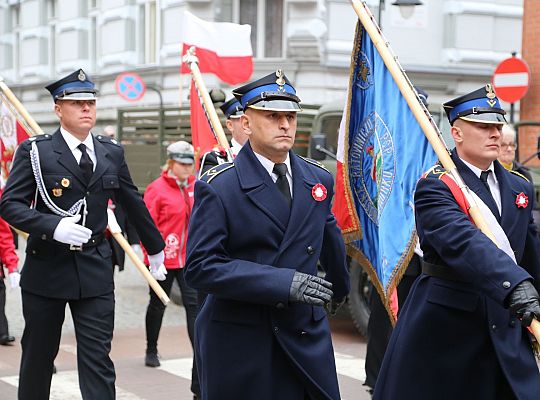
185 142 350 400
375 151 540 399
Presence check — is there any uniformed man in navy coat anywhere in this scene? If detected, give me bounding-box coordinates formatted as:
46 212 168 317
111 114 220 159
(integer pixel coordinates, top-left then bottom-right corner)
185 70 350 400
374 85 540 399
0 69 165 400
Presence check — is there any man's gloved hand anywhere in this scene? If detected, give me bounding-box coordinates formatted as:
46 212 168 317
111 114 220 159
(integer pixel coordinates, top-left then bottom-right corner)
289 271 333 306
507 280 540 327
325 297 346 316
53 215 92 246
148 251 167 281
9 271 20 289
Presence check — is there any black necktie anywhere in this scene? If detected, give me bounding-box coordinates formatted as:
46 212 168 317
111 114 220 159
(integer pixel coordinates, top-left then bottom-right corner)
78 143 93 183
273 163 291 207
480 170 491 193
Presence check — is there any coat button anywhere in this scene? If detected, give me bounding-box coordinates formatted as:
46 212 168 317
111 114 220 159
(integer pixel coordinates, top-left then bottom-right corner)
502 281 511 289
275 302 285 310
273 326 279 334
509 320 516 327
300 331 307 336
491 324 497 331
32 250 36 255
307 246 315 255
41 234 47 240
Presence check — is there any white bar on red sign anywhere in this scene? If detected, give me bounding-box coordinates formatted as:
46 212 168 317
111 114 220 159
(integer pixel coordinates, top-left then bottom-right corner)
493 72 529 87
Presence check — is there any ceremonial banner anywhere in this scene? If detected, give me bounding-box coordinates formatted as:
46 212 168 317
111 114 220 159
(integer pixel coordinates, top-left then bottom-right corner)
0 100 29 186
333 21 437 318
180 11 253 85
190 80 217 162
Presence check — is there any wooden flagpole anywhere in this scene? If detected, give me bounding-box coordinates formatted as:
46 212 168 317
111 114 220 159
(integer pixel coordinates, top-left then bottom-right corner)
350 0 540 341
182 46 233 161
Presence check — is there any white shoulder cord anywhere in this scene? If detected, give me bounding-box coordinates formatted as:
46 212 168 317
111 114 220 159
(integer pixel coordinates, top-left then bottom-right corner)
30 141 86 217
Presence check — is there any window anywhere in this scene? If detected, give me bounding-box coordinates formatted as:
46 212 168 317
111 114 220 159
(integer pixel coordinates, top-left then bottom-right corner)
215 0 283 58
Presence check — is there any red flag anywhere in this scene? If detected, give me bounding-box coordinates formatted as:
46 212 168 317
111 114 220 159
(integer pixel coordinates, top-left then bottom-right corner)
190 80 217 167
0 102 30 187
180 11 253 85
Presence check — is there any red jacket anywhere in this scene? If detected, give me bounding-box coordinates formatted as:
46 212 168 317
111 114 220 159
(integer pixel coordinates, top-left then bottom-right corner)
143 171 195 269
0 193 18 279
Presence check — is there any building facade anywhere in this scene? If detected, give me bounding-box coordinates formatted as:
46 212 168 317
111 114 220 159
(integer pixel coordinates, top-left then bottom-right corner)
0 0 525 138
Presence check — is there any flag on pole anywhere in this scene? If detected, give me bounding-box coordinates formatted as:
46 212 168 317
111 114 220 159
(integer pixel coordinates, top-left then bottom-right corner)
332 21 437 319
0 99 30 186
190 80 217 165
180 11 253 85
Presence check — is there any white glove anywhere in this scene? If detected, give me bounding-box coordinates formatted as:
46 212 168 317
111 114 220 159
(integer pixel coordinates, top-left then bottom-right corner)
53 215 92 246
9 272 20 289
131 244 142 255
148 251 167 281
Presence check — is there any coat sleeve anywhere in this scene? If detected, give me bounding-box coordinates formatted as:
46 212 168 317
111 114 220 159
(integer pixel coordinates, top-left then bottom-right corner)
185 180 295 306
0 140 61 237
112 148 165 255
415 177 532 305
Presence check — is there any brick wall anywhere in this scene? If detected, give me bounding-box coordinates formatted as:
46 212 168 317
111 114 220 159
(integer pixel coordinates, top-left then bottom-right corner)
520 0 540 167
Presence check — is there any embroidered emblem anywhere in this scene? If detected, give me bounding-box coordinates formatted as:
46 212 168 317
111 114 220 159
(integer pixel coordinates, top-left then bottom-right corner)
61 178 70 187
52 188 62 197
275 69 286 92
515 192 528 208
486 84 496 107
312 183 327 202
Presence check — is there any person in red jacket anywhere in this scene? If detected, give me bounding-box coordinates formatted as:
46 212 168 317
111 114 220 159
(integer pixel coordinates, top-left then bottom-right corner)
142 140 200 399
0 195 20 346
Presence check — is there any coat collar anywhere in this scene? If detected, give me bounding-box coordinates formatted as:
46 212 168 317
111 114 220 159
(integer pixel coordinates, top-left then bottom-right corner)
234 143 321 255
52 129 111 187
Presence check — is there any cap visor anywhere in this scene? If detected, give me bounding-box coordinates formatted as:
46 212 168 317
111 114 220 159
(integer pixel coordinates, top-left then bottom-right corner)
171 157 194 164
57 93 98 101
248 100 302 112
459 112 506 125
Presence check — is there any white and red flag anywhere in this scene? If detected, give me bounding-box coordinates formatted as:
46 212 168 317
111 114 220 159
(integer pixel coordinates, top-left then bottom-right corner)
189 80 218 164
0 101 29 186
180 11 253 85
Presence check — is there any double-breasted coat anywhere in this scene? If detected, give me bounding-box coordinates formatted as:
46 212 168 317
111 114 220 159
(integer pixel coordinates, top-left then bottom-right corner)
374 151 540 399
185 142 350 400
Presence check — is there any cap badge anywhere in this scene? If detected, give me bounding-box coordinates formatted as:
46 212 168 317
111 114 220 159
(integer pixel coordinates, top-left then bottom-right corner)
52 188 62 197
312 183 327 202
275 69 286 92
485 84 496 107
61 178 70 187
78 70 86 82
516 192 528 208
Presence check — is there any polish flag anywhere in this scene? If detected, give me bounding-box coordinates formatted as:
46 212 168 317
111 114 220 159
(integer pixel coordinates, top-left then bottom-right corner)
0 101 30 186
180 11 253 85
190 80 218 167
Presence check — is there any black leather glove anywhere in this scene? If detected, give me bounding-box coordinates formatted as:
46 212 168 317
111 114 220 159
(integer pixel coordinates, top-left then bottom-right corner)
506 280 540 327
289 271 333 306
325 297 346 316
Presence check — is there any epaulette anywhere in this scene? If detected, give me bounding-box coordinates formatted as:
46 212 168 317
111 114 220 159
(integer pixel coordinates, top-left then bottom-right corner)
200 162 234 183
508 169 530 183
298 155 330 173
422 163 446 180
27 134 52 143
95 135 120 146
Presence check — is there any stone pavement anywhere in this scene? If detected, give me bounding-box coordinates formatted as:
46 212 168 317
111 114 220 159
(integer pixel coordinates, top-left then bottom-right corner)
0 243 371 400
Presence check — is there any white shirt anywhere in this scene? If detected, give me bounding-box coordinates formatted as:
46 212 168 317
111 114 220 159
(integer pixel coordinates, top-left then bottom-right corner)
253 151 293 197
461 158 501 213
60 127 97 170
230 138 244 158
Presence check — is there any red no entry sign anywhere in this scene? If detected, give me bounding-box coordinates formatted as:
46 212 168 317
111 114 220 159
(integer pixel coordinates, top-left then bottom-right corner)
115 72 146 102
492 57 530 103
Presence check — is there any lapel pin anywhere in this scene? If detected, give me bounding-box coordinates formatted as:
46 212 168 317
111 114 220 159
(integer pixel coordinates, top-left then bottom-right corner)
61 178 70 187
515 192 528 208
52 188 62 197
312 183 327 202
